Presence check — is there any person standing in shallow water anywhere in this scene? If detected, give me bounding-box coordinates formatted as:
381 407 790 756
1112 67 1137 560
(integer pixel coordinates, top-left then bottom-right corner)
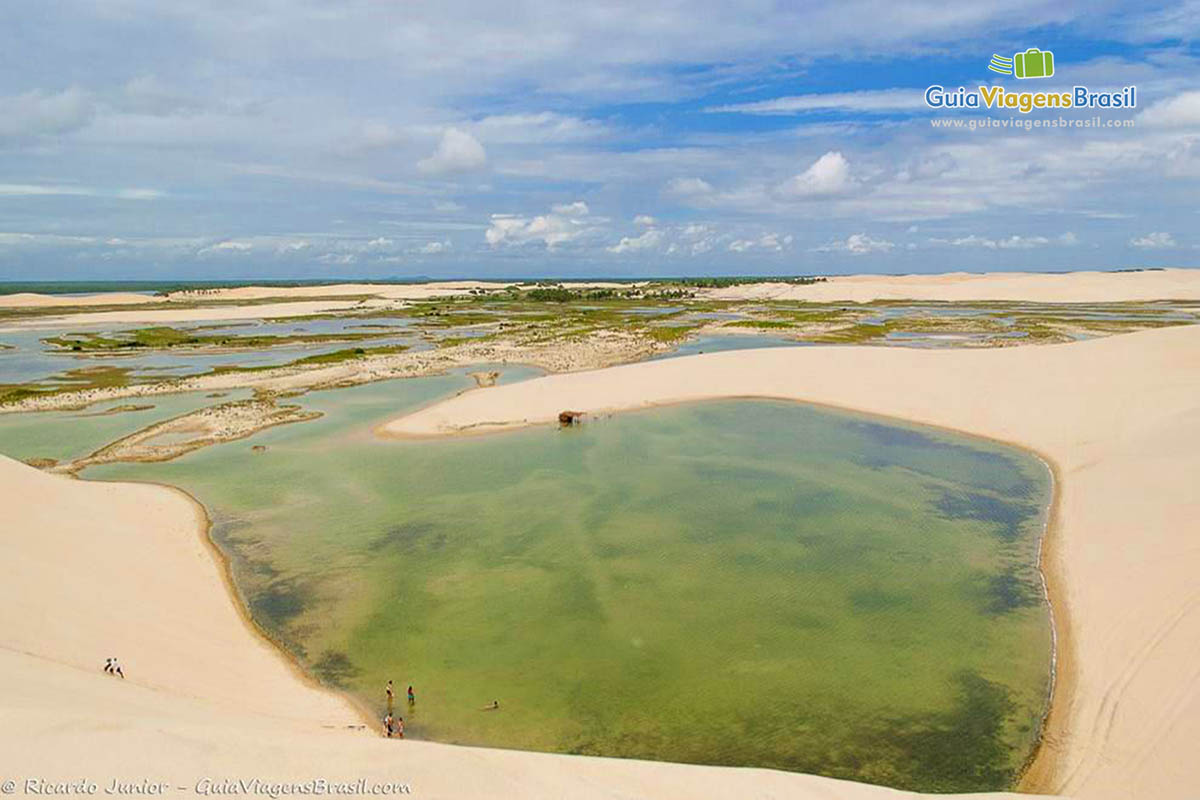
383 713 394 737
407 685 415 706
385 680 394 712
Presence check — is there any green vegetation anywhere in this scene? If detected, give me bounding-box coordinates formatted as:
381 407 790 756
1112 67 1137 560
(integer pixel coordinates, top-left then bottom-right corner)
676 275 826 288
643 324 702 343
0 365 136 405
43 326 397 353
723 319 797 330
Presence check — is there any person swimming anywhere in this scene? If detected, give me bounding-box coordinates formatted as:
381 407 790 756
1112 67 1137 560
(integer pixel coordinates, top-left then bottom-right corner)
482 700 499 711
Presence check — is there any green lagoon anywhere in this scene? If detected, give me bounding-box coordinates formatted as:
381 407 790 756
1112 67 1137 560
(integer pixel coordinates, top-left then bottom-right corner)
67 371 1050 792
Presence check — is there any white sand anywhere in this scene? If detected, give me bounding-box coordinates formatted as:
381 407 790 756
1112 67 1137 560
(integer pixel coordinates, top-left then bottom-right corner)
383 324 1200 800
0 291 162 308
707 268 1200 303
0 456 1017 798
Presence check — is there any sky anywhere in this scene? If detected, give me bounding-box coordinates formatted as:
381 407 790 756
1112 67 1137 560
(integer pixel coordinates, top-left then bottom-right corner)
1 1 1198 280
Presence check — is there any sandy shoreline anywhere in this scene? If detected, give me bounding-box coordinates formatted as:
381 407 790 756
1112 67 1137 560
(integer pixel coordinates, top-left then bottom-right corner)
382 325 1200 799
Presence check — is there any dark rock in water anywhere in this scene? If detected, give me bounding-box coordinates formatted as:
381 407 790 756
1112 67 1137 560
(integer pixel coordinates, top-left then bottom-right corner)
251 445 267 453
206 392 228 398
559 410 583 426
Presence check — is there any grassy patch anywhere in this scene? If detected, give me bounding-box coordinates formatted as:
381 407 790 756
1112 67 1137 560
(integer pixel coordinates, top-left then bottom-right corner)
43 326 397 353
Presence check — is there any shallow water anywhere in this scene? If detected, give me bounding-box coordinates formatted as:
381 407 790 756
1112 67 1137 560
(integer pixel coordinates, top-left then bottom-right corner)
0 319 419 385
85 375 1052 792
0 389 252 463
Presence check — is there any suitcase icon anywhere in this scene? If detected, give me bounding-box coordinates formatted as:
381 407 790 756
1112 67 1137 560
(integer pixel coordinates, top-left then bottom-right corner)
1014 48 1054 79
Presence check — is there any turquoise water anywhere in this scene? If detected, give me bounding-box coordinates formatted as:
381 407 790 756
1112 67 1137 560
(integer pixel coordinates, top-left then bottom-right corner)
83 374 1053 792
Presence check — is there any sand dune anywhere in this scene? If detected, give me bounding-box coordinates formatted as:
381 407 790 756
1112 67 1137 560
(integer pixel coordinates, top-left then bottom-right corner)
708 268 1200 303
0 455 1022 798
0 291 163 308
384 324 1200 800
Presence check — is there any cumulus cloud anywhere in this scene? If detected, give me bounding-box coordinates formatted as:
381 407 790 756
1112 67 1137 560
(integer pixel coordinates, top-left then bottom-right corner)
1129 231 1177 248
663 177 717 204
633 214 656 226
1138 91 1200 127
551 201 590 216
776 151 852 198
417 127 487 175
811 233 894 254
0 87 94 138
607 228 663 254
728 233 792 252
417 240 451 254
485 203 599 249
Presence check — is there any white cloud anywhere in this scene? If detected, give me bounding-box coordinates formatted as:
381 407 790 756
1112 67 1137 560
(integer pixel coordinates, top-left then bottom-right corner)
633 214 656 226
0 183 161 200
198 240 253 255
663 177 716 204
473 112 609 143
417 127 487 175
417 240 451 254
365 237 395 249
729 232 792 252
485 203 599 250
776 151 852 198
0 87 94 138
607 228 663 254
929 232 1081 249
1138 90 1200 127
812 233 894 254
317 252 357 265
707 89 926 115
551 201 590 216
1129 231 1177 248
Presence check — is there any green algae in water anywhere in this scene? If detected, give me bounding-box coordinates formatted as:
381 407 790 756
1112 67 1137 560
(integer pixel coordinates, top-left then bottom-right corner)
86 377 1051 792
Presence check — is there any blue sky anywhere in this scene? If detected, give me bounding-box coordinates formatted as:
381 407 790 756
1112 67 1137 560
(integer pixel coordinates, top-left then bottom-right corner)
1 1 1198 280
